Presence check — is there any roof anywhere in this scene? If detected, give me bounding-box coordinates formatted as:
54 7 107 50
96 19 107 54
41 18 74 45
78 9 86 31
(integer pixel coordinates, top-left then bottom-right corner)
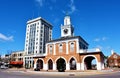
80 51 105 57
46 36 89 45
27 17 53 27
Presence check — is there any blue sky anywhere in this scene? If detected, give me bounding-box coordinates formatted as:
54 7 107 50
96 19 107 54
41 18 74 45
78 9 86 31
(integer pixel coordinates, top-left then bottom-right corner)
0 0 120 56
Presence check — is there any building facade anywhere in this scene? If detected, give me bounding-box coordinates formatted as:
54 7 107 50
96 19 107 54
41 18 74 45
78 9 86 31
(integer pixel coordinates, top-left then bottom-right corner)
107 51 120 68
32 15 105 71
10 50 24 67
24 17 52 68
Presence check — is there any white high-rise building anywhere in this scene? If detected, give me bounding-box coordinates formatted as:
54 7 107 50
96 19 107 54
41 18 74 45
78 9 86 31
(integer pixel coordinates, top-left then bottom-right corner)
24 17 52 68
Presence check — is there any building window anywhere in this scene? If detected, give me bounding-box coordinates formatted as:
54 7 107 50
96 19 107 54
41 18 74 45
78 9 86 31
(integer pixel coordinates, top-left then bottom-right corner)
59 44 63 52
70 42 74 52
49 45 53 54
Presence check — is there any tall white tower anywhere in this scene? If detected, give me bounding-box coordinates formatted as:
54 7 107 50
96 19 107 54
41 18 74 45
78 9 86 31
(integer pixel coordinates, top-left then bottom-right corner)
61 15 74 38
24 17 52 68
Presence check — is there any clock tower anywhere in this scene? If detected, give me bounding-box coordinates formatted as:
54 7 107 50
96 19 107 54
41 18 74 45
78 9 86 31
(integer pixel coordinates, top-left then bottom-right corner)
61 15 74 38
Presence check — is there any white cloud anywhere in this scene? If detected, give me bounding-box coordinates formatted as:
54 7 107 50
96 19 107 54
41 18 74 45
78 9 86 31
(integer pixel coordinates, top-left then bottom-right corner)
102 37 107 41
94 37 108 42
0 33 13 41
35 0 44 7
94 38 100 42
96 45 103 50
62 0 77 15
68 0 77 14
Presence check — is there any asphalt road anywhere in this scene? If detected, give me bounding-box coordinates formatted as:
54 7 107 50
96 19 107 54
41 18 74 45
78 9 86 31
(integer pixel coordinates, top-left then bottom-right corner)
0 69 120 78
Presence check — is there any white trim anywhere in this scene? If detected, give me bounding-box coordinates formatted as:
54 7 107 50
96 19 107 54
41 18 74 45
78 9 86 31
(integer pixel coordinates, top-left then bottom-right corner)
66 42 68 54
46 58 54 63
53 43 56 55
43 64 48 70
97 62 102 70
66 63 70 70
34 63 36 69
46 39 79 46
53 63 56 70
76 63 80 70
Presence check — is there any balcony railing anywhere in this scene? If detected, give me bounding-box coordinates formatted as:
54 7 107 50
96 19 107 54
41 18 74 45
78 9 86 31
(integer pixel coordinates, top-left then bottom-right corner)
79 48 101 53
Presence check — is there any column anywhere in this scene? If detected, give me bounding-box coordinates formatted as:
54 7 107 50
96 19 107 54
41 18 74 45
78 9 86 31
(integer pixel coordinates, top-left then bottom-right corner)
43 63 48 70
102 62 105 69
97 62 102 70
76 63 80 70
66 63 70 70
66 42 68 54
81 62 85 70
53 43 56 55
53 63 56 70
34 63 36 69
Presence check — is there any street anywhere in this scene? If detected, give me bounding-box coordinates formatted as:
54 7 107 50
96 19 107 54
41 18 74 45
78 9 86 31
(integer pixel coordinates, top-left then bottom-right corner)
0 69 120 78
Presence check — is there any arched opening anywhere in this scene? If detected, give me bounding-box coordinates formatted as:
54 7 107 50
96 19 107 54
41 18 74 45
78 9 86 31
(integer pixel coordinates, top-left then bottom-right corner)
36 59 43 70
84 56 97 70
48 59 53 70
69 58 76 70
56 58 66 72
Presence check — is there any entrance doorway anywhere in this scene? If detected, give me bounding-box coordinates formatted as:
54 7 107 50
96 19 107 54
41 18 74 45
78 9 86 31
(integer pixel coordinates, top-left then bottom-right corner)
36 59 43 70
56 58 66 72
84 56 97 70
69 58 76 70
48 59 53 70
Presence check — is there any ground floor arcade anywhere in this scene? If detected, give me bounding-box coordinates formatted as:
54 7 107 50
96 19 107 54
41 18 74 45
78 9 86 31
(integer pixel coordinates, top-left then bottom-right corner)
33 52 105 71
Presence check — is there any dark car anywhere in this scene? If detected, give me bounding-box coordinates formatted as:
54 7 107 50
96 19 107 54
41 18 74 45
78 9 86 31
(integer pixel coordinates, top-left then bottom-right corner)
34 68 40 71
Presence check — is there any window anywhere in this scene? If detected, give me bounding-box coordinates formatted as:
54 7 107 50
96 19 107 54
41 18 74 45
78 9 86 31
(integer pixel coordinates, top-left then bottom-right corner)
59 44 63 52
49 45 53 54
37 30 39 32
36 42 38 45
70 42 74 52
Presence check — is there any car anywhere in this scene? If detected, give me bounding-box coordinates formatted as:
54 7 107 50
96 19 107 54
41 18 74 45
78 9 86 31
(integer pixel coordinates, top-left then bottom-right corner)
0 65 8 69
34 68 40 71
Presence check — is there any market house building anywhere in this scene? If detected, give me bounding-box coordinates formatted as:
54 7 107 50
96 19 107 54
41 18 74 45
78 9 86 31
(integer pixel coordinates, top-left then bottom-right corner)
32 15 105 71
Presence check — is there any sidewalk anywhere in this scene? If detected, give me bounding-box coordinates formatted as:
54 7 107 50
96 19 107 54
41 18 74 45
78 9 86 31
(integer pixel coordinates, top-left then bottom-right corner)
6 68 118 76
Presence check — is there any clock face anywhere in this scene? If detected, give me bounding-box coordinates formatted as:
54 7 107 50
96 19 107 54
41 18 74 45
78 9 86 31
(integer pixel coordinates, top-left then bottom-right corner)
64 29 68 34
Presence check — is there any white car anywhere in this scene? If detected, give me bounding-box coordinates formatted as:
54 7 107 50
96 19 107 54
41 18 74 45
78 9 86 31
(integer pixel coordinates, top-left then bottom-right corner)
0 65 8 69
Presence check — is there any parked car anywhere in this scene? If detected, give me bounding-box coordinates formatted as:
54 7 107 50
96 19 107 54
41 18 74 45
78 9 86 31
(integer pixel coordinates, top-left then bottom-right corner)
34 68 40 71
0 65 8 69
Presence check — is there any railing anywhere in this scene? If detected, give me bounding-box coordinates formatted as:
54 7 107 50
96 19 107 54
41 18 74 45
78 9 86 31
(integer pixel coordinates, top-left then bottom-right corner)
79 48 101 53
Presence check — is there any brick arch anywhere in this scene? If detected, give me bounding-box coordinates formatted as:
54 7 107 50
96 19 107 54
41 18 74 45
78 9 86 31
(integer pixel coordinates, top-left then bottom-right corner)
82 55 98 70
55 56 67 64
82 55 98 64
47 59 53 70
46 58 54 63
68 56 77 63
37 58 45 64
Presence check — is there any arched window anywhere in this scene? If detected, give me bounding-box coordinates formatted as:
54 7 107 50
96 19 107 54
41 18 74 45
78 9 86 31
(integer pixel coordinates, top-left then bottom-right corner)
70 42 74 52
49 45 53 54
59 44 63 52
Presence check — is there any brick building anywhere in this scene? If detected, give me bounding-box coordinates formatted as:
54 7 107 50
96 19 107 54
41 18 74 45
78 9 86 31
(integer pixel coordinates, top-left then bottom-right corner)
33 15 105 71
107 51 120 68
